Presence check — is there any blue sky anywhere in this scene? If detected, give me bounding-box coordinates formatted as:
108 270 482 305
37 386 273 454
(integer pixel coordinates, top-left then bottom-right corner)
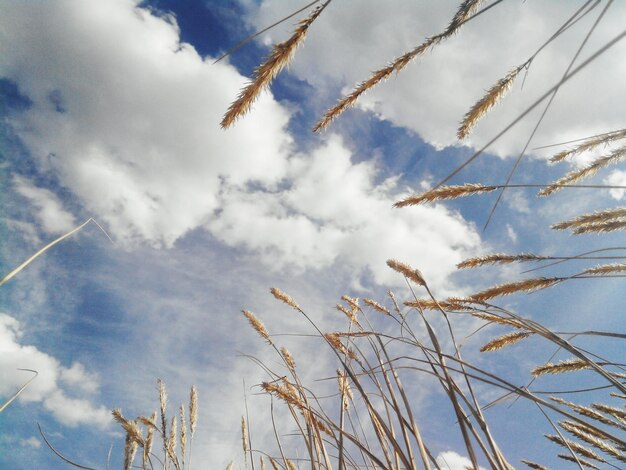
1 1 625 469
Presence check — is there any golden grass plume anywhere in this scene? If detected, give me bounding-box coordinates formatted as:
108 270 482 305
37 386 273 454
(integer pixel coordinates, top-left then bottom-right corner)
394 183 496 207
550 128 626 164
480 331 532 352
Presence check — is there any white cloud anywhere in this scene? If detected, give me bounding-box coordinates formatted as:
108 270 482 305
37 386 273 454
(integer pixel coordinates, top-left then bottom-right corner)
0 0 482 294
0 313 109 428
13 176 76 235
436 450 486 470
605 169 626 200
243 1 626 158
210 134 481 293
0 0 292 247
19 437 41 449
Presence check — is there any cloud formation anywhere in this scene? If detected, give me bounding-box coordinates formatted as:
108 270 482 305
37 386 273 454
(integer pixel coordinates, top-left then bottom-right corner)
0 0 481 292
0 313 109 428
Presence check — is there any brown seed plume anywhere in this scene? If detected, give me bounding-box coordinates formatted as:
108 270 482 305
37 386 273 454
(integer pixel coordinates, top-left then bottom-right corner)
243 309 272 345
241 415 248 453
457 252 545 269
540 145 626 196
545 434 605 463
552 207 626 230
222 4 327 128
386 259 426 287
532 358 591 376
468 277 562 302
363 297 390 315
270 287 301 311
480 331 532 352
394 183 496 207
550 397 625 430
582 262 626 276
314 0 483 132
557 454 600 470
471 311 525 329
458 67 521 140
572 220 626 235
550 128 626 163
280 347 296 370
560 421 625 462
520 461 550 470
189 385 197 438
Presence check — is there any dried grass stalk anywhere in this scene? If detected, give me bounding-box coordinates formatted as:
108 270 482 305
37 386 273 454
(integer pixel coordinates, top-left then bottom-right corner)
572 220 626 235
270 287 301 311
592 403 626 422
532 358 591 376
112 409 145 446
520 460 550 470
337 369 353 410
143 411 157 470
457 253 546 269
551 207 626 230
468 277 562 302
222 4 326 128
336 303 360 325
480 331 532 352
394 183 496 207
243 309 272 345
363 297 390 315
539 145 626 196
189 385 198 438
324 333 357 360
386 259 426 287
281 347 296 370
314 0 483 132
458 67 522 139
550 397 626 430
557 454 600 470
550 128 626 163
560 421 625 462
582 262 626 276
471 311 526 329
241 415 248 453
387 290 401 313
405 298 474 311
545 434 606 463
179 405 187 468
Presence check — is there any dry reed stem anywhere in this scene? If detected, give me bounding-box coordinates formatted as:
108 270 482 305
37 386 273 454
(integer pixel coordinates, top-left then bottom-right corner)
550 397 625 430
545 434 606 463
550 128 626 163
457 253 546 269
0 369 38 413
243 309 273 345
557 454 600 470
468 277 562 302
551 207 626 230
520 461 550 470
386 259 426 286
572 220 626 235
281 347 296 370
560 421 625 462
260 456 266 470
363 297 390 315
270 287 301 311
458 67 522 139
532 358 592 376
221 4 326 128
269 458 281 470
314 0 483 132
394 183 497 207
540 145 626 196
480 331 533 352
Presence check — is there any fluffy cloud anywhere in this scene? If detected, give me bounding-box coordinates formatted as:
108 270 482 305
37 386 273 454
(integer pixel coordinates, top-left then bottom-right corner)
0 313 109 428
0 0 482 293
210 134 481 292
244 1 626 158
605 169 626 200
0 0 292 247
13 176 76 235
437 451 486 470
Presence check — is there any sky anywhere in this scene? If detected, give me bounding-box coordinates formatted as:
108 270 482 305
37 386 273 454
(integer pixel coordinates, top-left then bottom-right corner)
1 1 625 469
